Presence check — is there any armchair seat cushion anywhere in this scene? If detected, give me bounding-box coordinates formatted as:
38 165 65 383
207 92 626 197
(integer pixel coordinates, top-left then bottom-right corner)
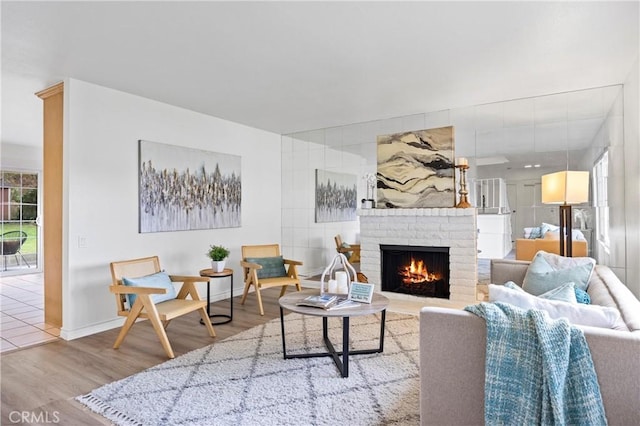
122 271 177 307
256 276 300 287
245 256 287 278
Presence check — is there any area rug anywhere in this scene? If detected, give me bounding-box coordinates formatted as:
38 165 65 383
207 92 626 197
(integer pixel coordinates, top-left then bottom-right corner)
76 312 420 425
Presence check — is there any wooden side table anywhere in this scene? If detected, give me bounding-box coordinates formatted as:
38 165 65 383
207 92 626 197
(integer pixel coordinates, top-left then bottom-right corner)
199 268 233 325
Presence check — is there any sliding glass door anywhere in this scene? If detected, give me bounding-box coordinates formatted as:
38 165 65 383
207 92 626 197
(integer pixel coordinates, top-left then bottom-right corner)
0 170 41 275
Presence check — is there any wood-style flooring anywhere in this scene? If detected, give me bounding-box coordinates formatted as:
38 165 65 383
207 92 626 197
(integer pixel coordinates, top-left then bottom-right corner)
1 289 284 425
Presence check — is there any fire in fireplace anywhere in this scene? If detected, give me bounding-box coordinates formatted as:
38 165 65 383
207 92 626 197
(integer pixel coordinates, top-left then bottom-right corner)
380 244 450 299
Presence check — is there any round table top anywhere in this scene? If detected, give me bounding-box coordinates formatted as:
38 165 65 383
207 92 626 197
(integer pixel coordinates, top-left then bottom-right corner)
199 268 234 278
279 289 389 318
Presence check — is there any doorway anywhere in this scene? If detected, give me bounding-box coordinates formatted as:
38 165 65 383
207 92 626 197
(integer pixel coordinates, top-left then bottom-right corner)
1 170 41 275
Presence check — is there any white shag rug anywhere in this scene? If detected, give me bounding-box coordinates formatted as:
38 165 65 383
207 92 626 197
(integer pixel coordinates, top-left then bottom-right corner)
76 312 420 426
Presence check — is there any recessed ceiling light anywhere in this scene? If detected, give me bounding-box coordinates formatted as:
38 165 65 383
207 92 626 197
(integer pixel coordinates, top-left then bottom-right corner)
534 164 541 168
524 165 532 168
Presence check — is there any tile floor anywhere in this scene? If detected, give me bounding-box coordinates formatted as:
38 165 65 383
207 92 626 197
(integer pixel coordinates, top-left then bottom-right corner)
0 273 59 353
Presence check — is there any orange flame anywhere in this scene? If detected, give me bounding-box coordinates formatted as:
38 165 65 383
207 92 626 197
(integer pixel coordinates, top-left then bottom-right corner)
400 258 440 284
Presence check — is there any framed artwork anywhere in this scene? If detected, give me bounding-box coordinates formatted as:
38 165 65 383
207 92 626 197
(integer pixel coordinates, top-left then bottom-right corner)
348 282 375 303
376 126 455 208
138 140 241 233
315 169 357 223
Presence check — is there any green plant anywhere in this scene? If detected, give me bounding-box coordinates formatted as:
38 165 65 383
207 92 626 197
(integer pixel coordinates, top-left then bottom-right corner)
207 245 230 261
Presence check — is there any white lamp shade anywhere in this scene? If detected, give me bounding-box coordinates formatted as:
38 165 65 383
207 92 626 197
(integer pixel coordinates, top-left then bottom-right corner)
541 171 589 205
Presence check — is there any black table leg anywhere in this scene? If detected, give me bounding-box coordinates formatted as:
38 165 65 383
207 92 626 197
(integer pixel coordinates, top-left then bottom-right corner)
281 311 385 378
280 307 287 358
200 274 233 326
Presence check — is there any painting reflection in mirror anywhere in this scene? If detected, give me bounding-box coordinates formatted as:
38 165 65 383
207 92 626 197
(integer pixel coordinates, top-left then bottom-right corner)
314 169 357 223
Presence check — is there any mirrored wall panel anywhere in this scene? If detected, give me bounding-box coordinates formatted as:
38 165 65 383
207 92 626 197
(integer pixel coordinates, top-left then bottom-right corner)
283 85 624 277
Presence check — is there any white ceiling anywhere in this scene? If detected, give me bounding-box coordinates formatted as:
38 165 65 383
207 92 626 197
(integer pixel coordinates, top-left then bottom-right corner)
2 1 639 148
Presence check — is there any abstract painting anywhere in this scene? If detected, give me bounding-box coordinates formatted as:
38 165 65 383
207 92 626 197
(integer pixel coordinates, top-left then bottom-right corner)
377 126 455 208
139 140 241 233
315 170 357 223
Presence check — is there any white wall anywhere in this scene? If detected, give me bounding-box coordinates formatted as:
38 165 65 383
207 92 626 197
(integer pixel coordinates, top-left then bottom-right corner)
62 79 282 339
623 56 640 297
0 142 42 171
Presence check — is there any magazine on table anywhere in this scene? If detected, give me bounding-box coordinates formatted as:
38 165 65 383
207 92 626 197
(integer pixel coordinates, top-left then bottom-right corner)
296 294 338 309
296 294 361 310
326 297 361 310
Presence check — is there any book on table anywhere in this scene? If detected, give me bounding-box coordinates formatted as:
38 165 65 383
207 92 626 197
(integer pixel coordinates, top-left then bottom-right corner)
296 294 360 310
326 298 360 310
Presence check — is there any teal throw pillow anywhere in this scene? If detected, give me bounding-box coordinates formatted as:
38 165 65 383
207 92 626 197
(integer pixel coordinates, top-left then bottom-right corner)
537 282 578 303
503 281 524 291
504 280 577 303
245 256 287 279
528 226 543 239
341 242 353 258
575 287 591 304
539 223 552 236
522 251 595 295
122 271 176 308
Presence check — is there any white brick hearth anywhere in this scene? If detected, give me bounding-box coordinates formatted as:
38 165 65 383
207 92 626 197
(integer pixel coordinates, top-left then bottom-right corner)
358 208 478 305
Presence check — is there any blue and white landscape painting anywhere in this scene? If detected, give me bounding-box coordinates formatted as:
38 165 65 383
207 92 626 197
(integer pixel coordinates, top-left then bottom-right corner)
139 140 241 233
377 126 455 208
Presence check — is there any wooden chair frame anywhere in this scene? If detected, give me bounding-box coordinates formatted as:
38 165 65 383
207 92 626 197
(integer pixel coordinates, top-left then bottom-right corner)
109 256 215 359
240 244 302 315
335 234 361 263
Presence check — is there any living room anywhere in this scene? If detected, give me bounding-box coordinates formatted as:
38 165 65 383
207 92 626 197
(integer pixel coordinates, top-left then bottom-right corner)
1 1 639 425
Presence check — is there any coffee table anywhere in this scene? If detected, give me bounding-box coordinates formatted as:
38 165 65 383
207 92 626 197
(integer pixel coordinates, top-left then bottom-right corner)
278 289 389 377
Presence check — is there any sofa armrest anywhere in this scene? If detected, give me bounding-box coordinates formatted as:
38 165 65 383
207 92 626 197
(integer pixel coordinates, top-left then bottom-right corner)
582 326 640 425
420 307 486 425
419 307 640 426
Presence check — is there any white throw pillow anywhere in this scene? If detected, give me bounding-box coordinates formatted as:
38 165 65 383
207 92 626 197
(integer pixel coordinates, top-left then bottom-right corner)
542 222 560 232
488 284 624 329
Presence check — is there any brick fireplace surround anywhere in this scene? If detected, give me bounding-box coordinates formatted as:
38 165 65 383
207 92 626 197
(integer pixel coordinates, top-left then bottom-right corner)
358 208 478 305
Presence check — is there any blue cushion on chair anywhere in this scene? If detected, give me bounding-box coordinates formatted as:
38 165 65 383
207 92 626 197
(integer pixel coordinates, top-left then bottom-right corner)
122 271 177 308
245 256 287 279
341 242 353 258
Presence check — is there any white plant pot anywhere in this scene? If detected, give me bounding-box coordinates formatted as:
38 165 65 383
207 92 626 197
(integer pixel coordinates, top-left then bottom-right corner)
211 260 226 272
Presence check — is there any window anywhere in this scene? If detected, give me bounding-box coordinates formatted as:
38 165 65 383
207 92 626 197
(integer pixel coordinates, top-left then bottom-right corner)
592 151 609 250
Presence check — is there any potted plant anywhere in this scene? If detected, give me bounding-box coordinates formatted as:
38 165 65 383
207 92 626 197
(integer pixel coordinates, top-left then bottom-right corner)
207 245 230 272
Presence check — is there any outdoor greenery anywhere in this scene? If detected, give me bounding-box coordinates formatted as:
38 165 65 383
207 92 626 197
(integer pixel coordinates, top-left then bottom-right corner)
1 222 37 254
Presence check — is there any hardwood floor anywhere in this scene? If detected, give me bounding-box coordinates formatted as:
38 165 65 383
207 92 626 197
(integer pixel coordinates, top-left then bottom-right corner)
1 288 284 425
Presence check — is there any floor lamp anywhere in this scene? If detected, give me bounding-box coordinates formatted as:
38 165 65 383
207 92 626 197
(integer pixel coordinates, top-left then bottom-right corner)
541 171 589 257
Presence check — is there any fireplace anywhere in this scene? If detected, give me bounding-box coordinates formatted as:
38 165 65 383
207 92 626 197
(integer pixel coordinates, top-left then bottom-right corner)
380 244 450 299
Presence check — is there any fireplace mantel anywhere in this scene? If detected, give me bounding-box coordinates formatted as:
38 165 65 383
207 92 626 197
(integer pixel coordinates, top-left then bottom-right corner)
358 207 478 304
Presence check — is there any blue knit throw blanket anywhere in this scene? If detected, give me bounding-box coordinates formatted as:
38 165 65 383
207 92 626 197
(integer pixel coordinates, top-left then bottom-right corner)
465 302 607 425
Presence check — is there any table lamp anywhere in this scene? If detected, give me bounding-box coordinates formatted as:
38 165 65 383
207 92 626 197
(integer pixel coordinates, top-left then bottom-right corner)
541 171 589 257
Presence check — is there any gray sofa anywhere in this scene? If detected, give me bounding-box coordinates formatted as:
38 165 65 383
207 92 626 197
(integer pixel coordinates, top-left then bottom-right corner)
420 259 640 425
